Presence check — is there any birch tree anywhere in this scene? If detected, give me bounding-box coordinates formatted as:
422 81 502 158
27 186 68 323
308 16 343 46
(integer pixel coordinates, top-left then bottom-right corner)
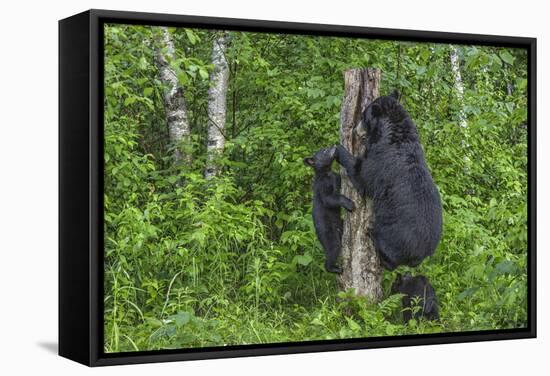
205 32 230 179
450 45 468 128
338 68 383 302
155 27 191 163
450 44 473 175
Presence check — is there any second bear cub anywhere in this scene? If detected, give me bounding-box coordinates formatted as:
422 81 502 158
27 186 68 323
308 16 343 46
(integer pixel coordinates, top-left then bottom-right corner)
304 146 355 273
391 273 439 323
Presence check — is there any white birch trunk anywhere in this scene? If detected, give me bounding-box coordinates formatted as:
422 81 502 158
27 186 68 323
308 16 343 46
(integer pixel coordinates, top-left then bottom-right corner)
155 27 191 163
450 45 468 128
205 32 230 179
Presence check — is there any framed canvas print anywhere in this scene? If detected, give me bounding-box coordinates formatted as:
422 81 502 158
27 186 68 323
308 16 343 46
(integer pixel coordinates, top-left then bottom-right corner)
59 9 536 366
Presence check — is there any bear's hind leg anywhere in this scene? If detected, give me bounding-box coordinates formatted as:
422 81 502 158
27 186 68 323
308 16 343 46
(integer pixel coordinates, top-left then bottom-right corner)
371 234 399 271
321 229 343 274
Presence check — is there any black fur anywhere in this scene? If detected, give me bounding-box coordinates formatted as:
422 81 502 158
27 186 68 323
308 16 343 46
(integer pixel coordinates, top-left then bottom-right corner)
304 147 355 273
391 273 439 322
335 94 442 270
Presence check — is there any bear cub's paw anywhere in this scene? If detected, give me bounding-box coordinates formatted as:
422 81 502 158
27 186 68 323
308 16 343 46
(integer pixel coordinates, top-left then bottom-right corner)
325 261 343 274
343 198 356 212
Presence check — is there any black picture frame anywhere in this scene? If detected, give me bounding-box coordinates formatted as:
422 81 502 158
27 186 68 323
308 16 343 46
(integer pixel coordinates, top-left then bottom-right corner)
59 9 537 367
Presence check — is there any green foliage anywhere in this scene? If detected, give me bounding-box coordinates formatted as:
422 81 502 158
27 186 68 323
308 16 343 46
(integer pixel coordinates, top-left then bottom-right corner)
103 24 528 352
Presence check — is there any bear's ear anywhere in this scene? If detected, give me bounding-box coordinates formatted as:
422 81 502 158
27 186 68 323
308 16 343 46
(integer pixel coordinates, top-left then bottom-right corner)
391 273 402 293
303 157 314 166
390 89 401 101
394 273 403 284
370 102 383 117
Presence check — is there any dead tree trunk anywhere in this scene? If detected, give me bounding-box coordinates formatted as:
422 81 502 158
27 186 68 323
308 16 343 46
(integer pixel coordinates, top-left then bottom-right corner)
155 27 191 164
337 68 383 303
205 32 230 179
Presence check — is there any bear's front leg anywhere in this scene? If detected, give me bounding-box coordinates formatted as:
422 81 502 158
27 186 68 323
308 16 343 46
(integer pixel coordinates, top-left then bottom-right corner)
322 195 355 212
339 195 355 212
335 144 365 195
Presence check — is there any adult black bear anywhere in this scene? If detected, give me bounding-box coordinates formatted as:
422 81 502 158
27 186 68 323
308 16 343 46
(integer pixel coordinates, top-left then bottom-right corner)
391 273 439 322
304 147 355 273
335 92 442 270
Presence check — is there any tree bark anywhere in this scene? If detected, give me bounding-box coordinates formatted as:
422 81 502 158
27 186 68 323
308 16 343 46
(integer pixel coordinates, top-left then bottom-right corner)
205 32 230 179
155 27 191 164
337 68 383 303
450 45 468 128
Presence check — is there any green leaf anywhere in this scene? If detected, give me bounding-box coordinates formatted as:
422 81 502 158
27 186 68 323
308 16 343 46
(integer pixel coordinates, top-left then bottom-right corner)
143 87 154 96
499 50 515 65
293 253 312 266
458 287 479 301
191 231 206 246
138 56 148 70
145 318 163 328
345 317 361 332
199 68 209 80
185 29 197 45
172 312 191 327
124 96 136 106
416 66 427 75
177 72 188 85
311 318 324 326
517 78 527 91
495 260 517 275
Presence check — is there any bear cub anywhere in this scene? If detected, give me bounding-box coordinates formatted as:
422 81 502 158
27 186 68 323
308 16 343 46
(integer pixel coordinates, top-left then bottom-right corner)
304 147 355 273
391 273 439 323
335 91 442 270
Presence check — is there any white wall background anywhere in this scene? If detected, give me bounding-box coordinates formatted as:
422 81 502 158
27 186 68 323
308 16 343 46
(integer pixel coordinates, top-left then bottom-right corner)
0 0 546 374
